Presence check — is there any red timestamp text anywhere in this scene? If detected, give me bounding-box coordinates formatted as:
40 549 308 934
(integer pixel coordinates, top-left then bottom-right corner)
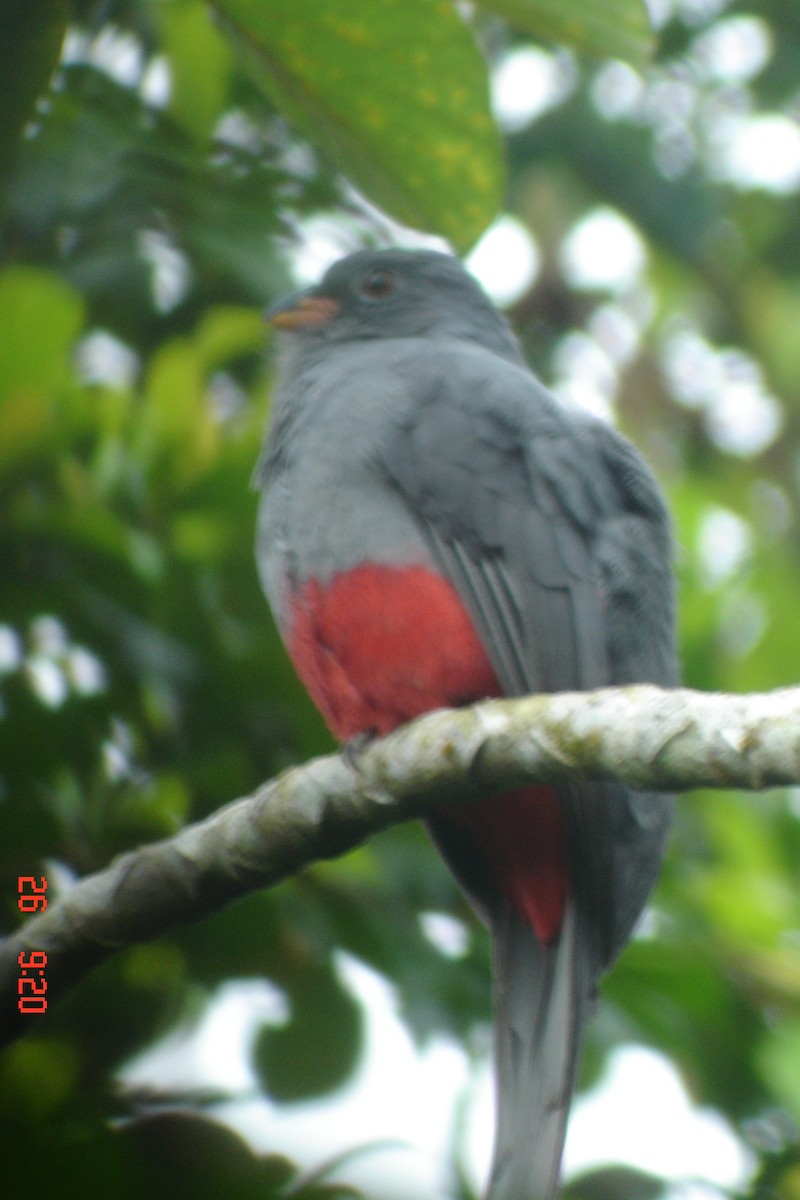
18 875 47 914
17 876 48 1015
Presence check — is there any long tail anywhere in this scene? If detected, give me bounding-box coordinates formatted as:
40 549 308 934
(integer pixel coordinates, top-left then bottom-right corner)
486 900 592 1200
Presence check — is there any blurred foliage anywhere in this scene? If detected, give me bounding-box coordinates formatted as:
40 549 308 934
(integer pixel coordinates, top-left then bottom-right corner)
3 0 800 1198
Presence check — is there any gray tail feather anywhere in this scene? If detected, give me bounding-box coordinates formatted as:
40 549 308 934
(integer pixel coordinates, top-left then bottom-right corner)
486 901 592 1200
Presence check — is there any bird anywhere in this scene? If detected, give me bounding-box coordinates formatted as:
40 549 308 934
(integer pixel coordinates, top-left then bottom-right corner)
254 247 678 1200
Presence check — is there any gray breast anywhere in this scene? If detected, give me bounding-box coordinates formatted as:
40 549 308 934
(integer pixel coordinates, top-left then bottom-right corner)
255 340 435 630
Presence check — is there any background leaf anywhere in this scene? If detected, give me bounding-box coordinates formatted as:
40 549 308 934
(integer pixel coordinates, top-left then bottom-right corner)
0 0 68 182
255 958 364 1102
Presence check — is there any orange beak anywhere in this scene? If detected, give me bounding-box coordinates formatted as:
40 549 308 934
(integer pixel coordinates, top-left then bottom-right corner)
268 294 341 330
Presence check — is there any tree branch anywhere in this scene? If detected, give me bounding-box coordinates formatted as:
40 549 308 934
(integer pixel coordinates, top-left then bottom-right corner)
4 682 800 1045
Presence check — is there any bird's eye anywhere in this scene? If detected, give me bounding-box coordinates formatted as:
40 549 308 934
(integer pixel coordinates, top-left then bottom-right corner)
359 269 396 299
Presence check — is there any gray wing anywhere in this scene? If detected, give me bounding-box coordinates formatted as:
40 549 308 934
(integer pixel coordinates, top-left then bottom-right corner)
381 346 678 966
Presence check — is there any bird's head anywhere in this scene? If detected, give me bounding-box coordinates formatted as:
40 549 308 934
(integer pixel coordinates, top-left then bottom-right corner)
267 248 523 363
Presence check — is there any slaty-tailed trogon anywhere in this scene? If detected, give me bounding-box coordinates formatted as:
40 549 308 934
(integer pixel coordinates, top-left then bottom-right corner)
254 248 678 1200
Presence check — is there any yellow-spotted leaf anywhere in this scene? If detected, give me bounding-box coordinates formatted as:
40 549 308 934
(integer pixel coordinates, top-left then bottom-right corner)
211 0 503 249
476 0 654 66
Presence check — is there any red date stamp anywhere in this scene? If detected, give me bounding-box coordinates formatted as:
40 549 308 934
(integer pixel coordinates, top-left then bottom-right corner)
17 876 48 1015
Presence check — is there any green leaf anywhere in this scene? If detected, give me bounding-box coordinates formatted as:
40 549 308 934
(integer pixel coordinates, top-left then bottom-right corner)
193 306 265 369
758 1018 800 1118
0 1036 79 1122
0 267 84 470
255 958 363 1101
0 0 67 182
564 1164 666 1200
0 267 84 398
212 0 502 248
139 337 219 484
475 0 654 66
156 0 235 141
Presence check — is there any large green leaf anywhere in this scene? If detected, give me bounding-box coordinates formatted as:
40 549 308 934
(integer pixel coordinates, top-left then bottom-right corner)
475 0 654 65
211 0 503 249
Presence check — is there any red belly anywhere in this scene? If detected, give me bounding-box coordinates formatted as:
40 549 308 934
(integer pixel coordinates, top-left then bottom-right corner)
287 562 569 943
